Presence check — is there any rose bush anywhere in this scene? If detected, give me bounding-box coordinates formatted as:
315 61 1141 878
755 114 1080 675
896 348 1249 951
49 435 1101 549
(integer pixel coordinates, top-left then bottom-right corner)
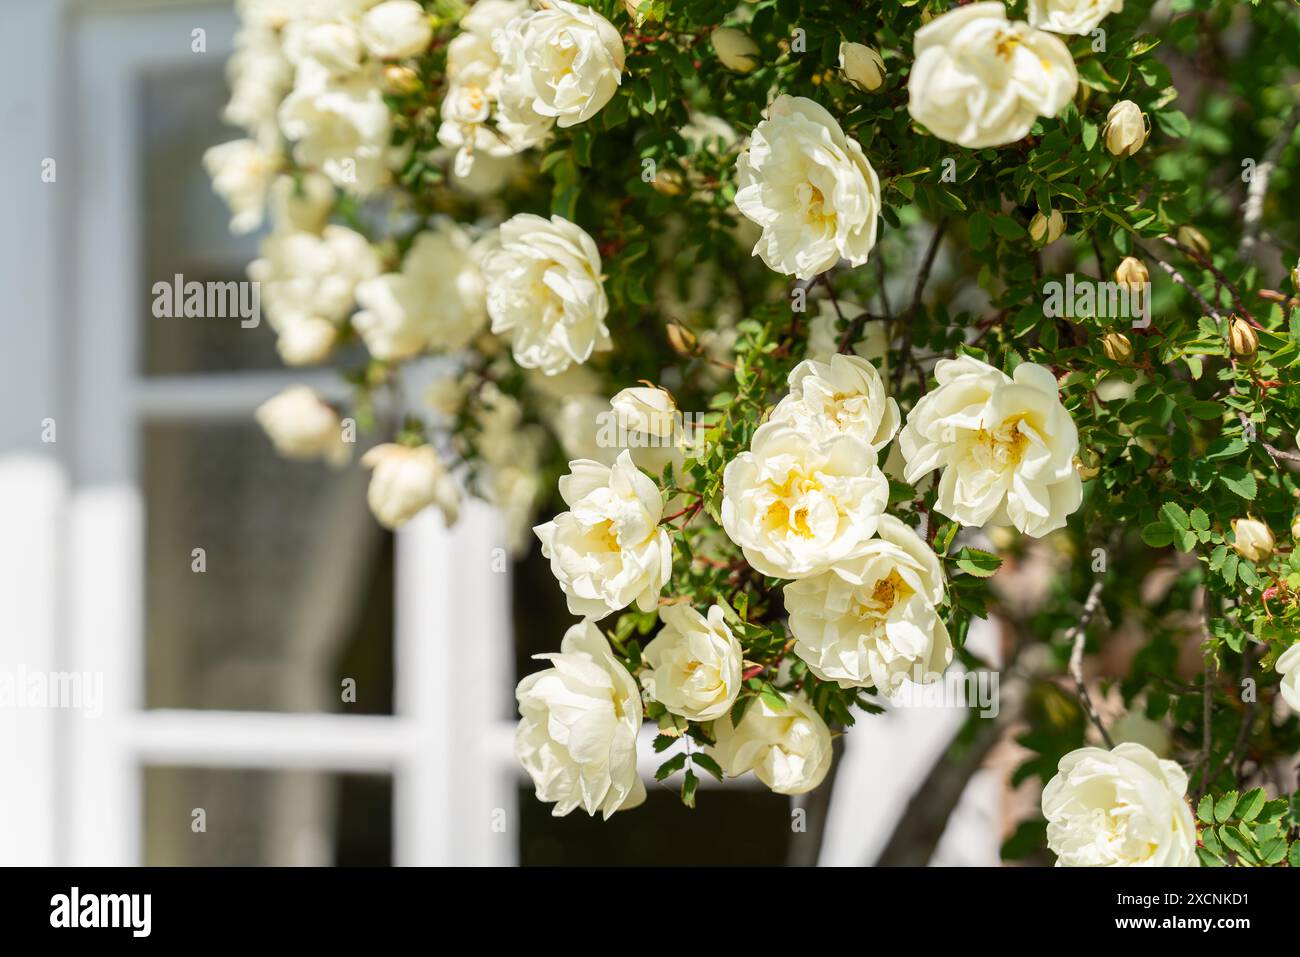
212 0 1300 866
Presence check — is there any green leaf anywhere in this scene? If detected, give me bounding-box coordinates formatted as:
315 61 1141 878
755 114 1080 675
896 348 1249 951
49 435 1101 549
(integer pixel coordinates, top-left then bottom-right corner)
1290 842 1300 868
680 768 698 808
655 752 687 781
1214 790 1239 823
652 733 676 753
1141 522 1175 548
954 547 1002 578
1237 787 1267 822
1220 466 1257 500
691 752 724 782
1160 502 1190 530
1196 794 1215 825
1189 508 1210 532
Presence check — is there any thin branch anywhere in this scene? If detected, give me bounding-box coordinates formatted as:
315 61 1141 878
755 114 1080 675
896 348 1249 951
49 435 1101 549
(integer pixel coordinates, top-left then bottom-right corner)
1065 580 1114 749
1240 104 1299 264
1194 596 1217 804
1161 235 1255 324
1138 243 1227 323
894 217 948 394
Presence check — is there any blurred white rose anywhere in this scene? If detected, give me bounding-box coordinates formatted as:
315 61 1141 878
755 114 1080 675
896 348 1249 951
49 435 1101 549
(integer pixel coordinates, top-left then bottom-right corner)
771 353 899 453
360 443 460 529
275 316 338 366
908 2 1077 149
279 65 393 194
255 386 350 466
267 173 336 234
721 422 889 579
516 620 646 818
804 299 889 364
641 604 743 722
353 221 487 360
484 213 610 376
711 27 759 73
534 451 672 619
735 95 882 280
250 224 381 339
1275 643 1300 713
360 1 432 60
496 1 624 129
1042 743 1198 867
899 355 1082 537
1028 0 1123 36
784 515 952 692
223 26 292 148
708 692 832 795
203 139 279 234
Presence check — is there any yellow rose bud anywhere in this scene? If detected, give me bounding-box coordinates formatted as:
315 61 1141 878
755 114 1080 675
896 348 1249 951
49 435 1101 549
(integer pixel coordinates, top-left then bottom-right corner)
1291 513 1300 541
1030 209 1066 245
839 42 886 91
666 322 698 356
1103 100 1148 158
1114 256 1149 289
1228 317 1258 358
1177 225 1211 259
382 64 421 95
711 27 760 74
1231 518 1274 563
1101 332 1133 362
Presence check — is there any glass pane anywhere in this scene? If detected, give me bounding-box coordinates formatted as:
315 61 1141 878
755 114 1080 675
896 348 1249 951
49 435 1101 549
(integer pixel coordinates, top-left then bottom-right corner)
142 420 394 714
143 767 391 866
137 61 278 374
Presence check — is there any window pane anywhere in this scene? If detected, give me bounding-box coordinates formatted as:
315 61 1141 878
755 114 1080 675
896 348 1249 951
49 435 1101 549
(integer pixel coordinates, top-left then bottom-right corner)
143 420 394 714
143 767 391 866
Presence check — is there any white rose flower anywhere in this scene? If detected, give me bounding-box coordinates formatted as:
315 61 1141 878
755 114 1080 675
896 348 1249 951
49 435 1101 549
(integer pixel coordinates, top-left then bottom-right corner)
720 422 889 580
203 139 279 234
708 692 832 795
497 1 625 129
224 26 293 148
784 515 953 692
770 353 900 453
360 443 460 529
839 42 886 91
554 393 617 465
1230 517 1274 562
641 604 743 722
279 66 394 194
360 0 432 60
534 451 672 620
250 224 381 334
275 316 338 366
267 173 336 234
908 2 1078 149
898 355 1082 537
1028 0 1124 36
515 620 646 818
292 21 363 75
1104 99 1149 158
1042 742 1198 867
483 213 611 376
1275 643 1300 713
734 95 882 280
255 386 350 466
353 221 487 360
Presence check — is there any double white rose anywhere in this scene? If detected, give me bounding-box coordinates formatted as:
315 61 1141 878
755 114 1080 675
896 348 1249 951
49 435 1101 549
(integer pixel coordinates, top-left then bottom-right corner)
721 423 889 579
279 64 395 194
359 0 432 60
641 604 743 722
785 515 952 692
770 354 899 452
353 220 487 360
249 224 382 366
360 443 461 529
1276 643 1300 713
495 1 624 136
908 3 1077 149
899 355 1082 538
735 95 882 280
534 451 672 620
709 692 832 795
203 139 279 234
1042 743 1198 867
484 213 611 376
1028 0 1124 36
516 620 645 818
255 385 351 466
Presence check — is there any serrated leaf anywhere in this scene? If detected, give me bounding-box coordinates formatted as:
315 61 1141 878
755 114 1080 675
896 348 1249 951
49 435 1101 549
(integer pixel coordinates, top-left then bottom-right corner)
654 752 687 781
1197 794 1215 825
1237 787 1267 822
1214 790 1239 823
680 768 698 808
691 752 724 782
955 547 1002 578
